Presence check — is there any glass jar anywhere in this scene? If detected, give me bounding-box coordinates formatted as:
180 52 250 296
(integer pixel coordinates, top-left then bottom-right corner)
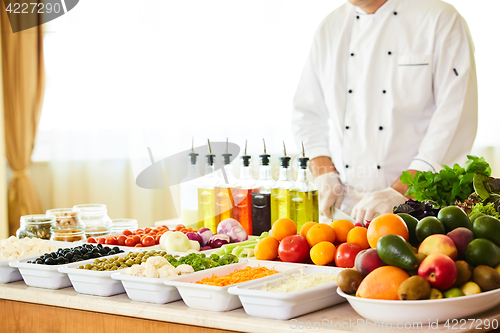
85 225 110 239
73 204 111 227
16 214 56 240
110 218 138 235
50 226 86 242
46 208 84 229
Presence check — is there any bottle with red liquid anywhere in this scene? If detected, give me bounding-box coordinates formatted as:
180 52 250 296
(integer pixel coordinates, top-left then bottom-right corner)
232 141 257 235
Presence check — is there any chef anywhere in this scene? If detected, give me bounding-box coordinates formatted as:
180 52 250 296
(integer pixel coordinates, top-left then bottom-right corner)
292 0 478 223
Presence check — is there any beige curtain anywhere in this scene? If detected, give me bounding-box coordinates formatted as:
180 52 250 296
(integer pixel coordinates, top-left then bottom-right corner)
1 3 45 236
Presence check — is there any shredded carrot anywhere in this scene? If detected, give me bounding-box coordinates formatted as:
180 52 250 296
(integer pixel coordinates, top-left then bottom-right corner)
195 266 279 287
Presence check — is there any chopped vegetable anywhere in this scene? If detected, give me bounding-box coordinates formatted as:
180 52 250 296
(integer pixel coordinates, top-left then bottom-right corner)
455 193 482 215
196 265 278 287
166 252 238 272
208 234 230 248
469 202 500 219
261 270 338 293
228 226 248 243
197 228 213 247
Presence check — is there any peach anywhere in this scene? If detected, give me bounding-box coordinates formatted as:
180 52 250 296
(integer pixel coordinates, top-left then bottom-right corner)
418 234 458 260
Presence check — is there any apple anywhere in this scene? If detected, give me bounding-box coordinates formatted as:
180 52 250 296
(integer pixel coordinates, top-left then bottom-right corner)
418 234 458 260
335 243 363 268
447 227 475 259
278 235 310 263
418 253 457 290
354 248 386 276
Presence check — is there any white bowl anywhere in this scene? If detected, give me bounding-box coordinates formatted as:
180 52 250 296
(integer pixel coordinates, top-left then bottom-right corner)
10 258 73 289
337 287 500 324
228 266 345 320
165 261 299 312
111 272 182 304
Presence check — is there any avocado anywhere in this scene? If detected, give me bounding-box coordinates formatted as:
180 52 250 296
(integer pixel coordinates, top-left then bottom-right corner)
473 216 500 247
470 213 485 224
397 213 419 247
377 234 418 270
466 238 500 267
437 206 472 232
453 260 473 287
415 217 445 243
337 268 364 295
472 265 500 292
398 276 431 300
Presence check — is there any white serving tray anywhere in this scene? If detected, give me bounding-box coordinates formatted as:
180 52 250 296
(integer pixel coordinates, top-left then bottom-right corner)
337 287 500 324
227 266 344 320
164 261 300 312
111 272 182 304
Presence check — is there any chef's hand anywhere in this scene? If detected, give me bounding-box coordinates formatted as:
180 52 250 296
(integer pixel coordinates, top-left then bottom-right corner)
351 187 407 224
314 172 344 219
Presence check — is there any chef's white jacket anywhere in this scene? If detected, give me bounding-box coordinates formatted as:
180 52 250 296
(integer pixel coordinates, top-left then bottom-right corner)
292 0 478 210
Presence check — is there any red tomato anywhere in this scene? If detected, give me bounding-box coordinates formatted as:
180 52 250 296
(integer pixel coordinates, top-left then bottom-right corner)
87 237 97 243
278 235 310 263
124 238 136 247
334 243 363 268
132 235 141 244
144 227 152 234
142 236 155 247
155 235 162 244
135 229 144 234
175 224 185 231
135 243 143 247
97 238 106 244
122 229 132 236
117 235 127 246
105 237 117 245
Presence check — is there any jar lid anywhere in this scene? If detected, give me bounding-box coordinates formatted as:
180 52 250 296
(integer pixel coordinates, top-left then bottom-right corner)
73 204 107 212
47 208 80 217
110 218 138 225
20 214 56 224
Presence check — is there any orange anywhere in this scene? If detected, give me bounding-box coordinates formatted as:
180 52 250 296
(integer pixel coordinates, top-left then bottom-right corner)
346 227 370 249
330 220 354 243
306 224 336 247
254 237 279 260
310 241 336 265
300 221 318 239
367 213 409 248
271 218 297 241
356 266 410 300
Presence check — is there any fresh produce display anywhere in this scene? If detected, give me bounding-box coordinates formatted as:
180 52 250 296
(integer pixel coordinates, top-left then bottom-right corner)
27 244 123 265
393 199 440 220
78 250 167 271
0 236 59 260
195 266 278 287
125 256 194 278
260 269 338 293
166 252 239 271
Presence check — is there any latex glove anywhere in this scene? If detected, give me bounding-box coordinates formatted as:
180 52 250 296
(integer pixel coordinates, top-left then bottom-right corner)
314 172 344 219
351 187 407 224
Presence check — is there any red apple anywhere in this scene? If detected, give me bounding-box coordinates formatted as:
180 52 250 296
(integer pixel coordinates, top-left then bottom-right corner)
447 227 475 259
418 253 457 290
354 248 386 276
335 243 363 268
418 234 458 260
278 235 310 263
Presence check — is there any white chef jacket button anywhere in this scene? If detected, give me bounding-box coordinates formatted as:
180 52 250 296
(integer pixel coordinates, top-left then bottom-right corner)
388 51 392 55
393 11 397 15
348 89 353 94
351 53 354 57
379 126 384 130
377 165 381 170
383 90 386 94
345 165 349 168
346 126 350 129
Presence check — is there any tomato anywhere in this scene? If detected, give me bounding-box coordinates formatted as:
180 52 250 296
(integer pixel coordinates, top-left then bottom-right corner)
334 243 363 268
124 238 136 247
142 236 155 247
97 238 106 244
87 237 97 243
278 235 310 263
175 224 185 231
122 229 132 236
179 228 188 233
117 235 127 246
135 243 143 247
155 235 161 244
105 237 117 245
144 227 152 234
135 229 144 234
132 235 141 244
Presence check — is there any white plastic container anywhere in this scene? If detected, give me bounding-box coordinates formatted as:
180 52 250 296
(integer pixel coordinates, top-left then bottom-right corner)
164 260 298 312
0 255 40 284
227 266 345 320
337 287 500 324
111 272 181 304
10 257 73 289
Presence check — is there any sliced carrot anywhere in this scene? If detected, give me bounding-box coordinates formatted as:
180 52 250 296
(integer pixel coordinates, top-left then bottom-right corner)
195 266 278 287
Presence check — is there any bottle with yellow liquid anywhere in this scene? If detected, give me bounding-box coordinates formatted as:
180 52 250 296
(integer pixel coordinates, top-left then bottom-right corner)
214 139 237 227
198 140 221 232
180 139 202 229
290 142 319 230
270 142 294 225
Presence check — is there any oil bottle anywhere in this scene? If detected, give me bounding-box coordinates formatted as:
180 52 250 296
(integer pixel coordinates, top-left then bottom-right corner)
251 139 275 236
232 141 257 235
215 138 237 226
180 138 202 229
270 142 294 225
198 139 221 232
290 142 319 230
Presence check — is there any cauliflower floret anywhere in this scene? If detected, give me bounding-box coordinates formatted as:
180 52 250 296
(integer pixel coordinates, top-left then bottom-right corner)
175 264 194 275
157 265 177 278
126 265 146 277
142 267 160 278
144 256 168 269
7 236 18 243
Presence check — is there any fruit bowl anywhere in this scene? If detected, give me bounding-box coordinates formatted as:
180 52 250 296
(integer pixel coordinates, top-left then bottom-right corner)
337 287 500 324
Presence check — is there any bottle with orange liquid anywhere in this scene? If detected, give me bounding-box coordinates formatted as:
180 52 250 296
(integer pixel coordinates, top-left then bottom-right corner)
232 141 257 235
214 139 237 227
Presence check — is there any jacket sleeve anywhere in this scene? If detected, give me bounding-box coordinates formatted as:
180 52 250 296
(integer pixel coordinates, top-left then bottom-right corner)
408 8 478 172
291 32 331 160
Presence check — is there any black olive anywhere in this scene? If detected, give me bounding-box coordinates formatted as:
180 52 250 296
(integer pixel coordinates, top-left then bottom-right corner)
85 244 94 250
45 258 55 265
113 247 120 252
108 250 116 255
27 261 32 264
82 254 90 260
97 244 103 249
91 247 98 253
35 259 43 264
73 250 81 256
64 253 73 260
99 248 107 255
103 246 111 252
50 252 58 258
81 248 88 254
